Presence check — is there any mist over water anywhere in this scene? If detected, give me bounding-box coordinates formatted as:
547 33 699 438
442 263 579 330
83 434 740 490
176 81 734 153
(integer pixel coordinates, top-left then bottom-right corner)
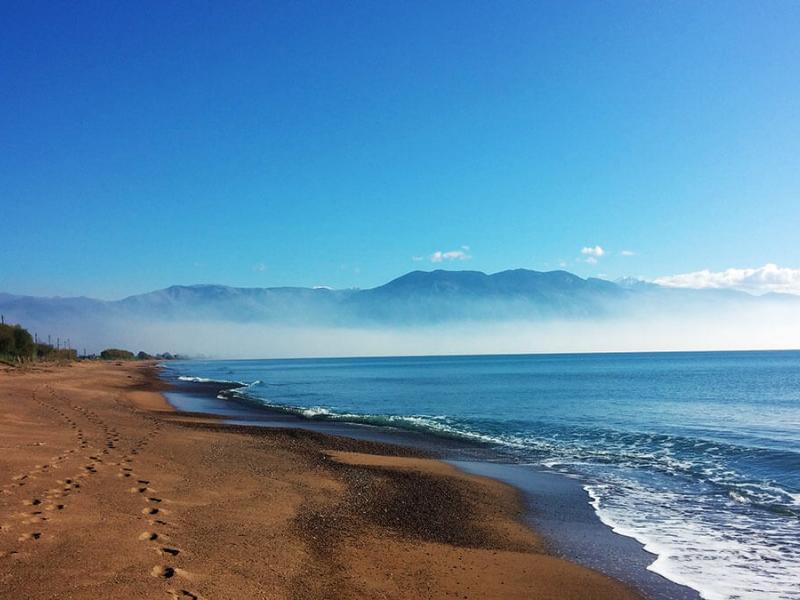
65 301 800 358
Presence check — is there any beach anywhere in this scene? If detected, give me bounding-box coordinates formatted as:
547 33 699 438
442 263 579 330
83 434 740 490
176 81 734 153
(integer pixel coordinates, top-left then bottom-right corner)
0 360 639 599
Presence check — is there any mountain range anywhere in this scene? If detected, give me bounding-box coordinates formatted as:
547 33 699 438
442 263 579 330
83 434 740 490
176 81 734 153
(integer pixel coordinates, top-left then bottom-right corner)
1 269 796 350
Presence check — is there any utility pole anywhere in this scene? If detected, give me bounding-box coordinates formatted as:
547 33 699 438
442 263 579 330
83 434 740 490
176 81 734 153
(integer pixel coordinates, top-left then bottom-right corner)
57 338 60 350
48 335 51 346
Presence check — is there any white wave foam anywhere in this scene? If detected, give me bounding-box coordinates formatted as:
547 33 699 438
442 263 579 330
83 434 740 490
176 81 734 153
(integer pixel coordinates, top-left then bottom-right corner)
177 375 249 385
583 477 800 600
300 406 334 418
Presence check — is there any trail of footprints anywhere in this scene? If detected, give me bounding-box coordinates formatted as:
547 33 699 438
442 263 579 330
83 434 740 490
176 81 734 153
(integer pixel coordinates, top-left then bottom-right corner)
119 423 201 600
2 387 200 598
2 390 79 549
1 387 121 551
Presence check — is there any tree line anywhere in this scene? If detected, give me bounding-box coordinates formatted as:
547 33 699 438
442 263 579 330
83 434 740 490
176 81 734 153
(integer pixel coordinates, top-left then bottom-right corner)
0 321 179 363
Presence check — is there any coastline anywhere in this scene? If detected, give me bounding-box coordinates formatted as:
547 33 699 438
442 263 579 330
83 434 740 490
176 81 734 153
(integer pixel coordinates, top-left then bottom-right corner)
1 360 639 599
163 365 701 600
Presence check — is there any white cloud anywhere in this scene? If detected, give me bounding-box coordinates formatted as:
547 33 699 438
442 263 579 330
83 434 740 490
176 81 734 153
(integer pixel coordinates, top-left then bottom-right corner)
581 245 605 257
252 262 267 272
422 246 472 263
580 245 605 264
620 250 636 257
653 264 800 295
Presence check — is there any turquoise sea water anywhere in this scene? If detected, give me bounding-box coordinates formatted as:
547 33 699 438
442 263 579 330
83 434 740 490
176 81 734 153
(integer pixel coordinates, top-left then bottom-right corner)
165 351 800 600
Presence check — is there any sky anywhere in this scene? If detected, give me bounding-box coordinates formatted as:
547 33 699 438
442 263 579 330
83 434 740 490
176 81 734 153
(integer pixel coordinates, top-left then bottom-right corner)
2 1 799 299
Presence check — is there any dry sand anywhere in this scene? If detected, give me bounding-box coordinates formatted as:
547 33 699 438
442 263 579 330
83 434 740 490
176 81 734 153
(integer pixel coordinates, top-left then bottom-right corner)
0 360 639 599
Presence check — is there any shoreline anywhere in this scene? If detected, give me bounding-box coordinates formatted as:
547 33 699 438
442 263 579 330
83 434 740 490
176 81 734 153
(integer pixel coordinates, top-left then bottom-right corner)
1 360 640 599
162 365 700 600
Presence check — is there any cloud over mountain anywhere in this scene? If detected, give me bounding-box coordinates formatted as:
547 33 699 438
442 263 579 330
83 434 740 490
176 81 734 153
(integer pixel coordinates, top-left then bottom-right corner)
417 246 472 263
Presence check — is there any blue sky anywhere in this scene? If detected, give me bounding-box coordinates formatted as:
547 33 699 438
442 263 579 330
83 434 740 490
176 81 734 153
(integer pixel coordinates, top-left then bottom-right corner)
2 1 799 299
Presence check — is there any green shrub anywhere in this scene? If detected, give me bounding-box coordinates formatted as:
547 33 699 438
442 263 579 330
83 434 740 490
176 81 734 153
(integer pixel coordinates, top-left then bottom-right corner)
100 348 135 360
0 323 35 359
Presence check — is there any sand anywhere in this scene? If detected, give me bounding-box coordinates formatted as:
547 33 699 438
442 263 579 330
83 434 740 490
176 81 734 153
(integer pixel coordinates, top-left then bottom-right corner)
0 360 640 599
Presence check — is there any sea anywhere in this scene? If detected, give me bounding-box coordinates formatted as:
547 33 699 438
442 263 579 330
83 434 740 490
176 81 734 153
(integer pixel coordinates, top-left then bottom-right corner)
162 351 800 600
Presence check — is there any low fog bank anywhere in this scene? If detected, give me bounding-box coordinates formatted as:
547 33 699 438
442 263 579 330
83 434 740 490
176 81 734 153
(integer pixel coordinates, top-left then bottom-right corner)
65 302 800 359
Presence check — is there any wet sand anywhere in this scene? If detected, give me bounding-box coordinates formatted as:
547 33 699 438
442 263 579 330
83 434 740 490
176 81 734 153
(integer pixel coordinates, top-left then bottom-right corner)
0 360 639 599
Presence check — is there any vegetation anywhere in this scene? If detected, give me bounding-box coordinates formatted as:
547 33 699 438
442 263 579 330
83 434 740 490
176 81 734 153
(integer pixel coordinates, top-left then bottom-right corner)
98 349 182 361
1 319 177 364
99 348 136 360
0 323 35 360
36 343 77 361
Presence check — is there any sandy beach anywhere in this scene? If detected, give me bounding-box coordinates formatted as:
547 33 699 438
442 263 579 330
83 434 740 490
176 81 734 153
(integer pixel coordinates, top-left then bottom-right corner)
0 361 638 599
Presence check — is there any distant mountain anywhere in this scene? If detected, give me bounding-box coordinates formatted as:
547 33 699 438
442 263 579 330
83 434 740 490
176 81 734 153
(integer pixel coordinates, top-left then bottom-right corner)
117 284 356 322
1 269 796 348
352 269 627 322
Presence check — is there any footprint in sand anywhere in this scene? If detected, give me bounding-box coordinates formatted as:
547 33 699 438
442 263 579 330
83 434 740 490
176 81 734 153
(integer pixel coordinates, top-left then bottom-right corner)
142 507 164 516
151 565 176 578
18 532 41 541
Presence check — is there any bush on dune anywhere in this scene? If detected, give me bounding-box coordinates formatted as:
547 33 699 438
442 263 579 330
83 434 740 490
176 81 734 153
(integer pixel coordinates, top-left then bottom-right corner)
0 323 35 360
36 343 77 361
100 348 136 360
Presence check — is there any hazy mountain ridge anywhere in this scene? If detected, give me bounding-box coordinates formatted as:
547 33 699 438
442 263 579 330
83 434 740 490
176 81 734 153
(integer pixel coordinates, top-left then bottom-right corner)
1 268 796 336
